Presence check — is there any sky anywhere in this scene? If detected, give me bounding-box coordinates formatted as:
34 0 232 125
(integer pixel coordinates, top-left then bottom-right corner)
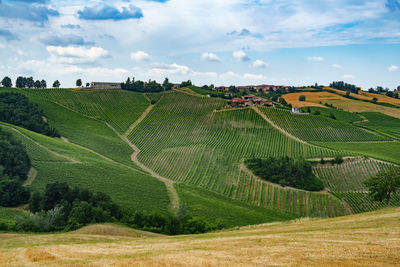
0 0 399 89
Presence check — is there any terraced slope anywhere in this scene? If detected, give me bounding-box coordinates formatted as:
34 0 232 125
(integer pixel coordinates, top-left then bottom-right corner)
258 107 388 142
313 158 391 192
31 89 149 134
127 92 349 217
358 112 400 139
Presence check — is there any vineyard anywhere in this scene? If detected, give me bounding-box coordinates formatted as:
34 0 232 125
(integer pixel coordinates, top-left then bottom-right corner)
302 107 363 123
358 112 400 139
258 107 389 142
27 89 150 134
128 92 350 217
334 192 400 213
313 158 391 192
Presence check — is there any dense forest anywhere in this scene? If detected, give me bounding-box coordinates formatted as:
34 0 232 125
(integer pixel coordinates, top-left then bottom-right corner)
121 77 172 92
245 156 324 191
0 92 59 137
0 129 30 207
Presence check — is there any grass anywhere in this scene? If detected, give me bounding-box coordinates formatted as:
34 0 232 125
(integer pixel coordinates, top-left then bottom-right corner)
314 141 400 165
334 192 400 213
358 112 400 139
302 106 363 123
0 207 398 266
175 183 296 227
0 207 24 226
0 123 171 214
259 106 387 142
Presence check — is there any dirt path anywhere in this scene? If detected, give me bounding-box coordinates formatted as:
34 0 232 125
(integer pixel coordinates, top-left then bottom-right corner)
59 137 148 175
252 106 307 144
123 104 155 137
23 167 37 186
44 100 180 212
106 122 180 213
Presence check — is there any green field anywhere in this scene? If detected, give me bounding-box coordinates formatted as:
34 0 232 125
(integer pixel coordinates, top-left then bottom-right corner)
358 112 400 139
127 92 349 217
302 106 364 123
334 192 400 213
0 207 24 226
314 141 400 165
1 87 399 227
0 123 171 214
175 183 296 226
313 158 391 192
259 107 388 142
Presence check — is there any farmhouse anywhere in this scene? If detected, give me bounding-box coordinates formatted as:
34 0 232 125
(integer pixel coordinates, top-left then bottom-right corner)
171 83 181 89
88 82 121 90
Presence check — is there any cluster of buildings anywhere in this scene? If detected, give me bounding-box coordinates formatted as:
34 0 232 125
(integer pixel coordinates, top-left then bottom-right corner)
215 84 290 93
231 95 273 107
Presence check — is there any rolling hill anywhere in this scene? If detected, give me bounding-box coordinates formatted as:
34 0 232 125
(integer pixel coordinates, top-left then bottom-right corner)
0 207 398 266
0 86 399 229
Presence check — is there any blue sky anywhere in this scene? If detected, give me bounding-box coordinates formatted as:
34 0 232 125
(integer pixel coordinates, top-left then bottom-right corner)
0 0 399 89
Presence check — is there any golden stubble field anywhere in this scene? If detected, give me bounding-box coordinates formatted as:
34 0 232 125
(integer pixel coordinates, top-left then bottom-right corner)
283 91 400 118
0 208 399 266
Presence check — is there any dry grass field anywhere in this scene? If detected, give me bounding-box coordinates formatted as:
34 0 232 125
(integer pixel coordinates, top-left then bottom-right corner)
283 91 400 118
0 208 399 266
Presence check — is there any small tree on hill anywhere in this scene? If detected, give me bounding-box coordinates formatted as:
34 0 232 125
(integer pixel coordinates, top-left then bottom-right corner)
53 80 60 88
34 80 41 89
1 76 12 87
299 95 306 101
40 80 47 89
76 79 82 87
364 166 400 206
26 77 34 89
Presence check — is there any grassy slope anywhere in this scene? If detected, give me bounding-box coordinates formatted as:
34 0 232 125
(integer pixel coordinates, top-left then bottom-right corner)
0 208 398 266
175 183 296 226
128 92 349 217
358 112 400 139
0 123 171 214
302 106 363 123
259 107 388 142
314 141 400 165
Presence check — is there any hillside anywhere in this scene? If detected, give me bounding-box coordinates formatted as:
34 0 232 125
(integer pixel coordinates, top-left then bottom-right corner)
0 207 398 266
0 86 399 230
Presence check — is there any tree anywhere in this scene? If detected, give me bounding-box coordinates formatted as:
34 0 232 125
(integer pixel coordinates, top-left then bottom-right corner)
180 80 192 87
299 95 306 101
26 77 34 89
1 76 12 87
372 97 378 103
16 76 26 88
34 80 41 89
364 167 400 206
40 80 47 89
53 80 60 88
76 79 82 87
86 82 90 87
162 77 172 91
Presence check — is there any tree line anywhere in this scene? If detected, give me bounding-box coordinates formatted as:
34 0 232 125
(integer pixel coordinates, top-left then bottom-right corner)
0 92 59 137
329 81 360 94
368 86 399 99
0 129 30 207
1 76 61 88
121 77 173 92
245 156 324 191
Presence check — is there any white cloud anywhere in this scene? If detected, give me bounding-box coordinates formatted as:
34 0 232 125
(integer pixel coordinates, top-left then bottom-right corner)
332 64 342 69
343 74 355 79
149 63 192 76
307 56 324 62
201 52 221 62
233 50 250 61
388 65 398 72
46 46 109 64
131 51 151 62
253 59 269 68
243 73 267 80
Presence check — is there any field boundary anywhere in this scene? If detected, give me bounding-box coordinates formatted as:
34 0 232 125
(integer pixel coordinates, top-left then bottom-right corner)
252 106 307 144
